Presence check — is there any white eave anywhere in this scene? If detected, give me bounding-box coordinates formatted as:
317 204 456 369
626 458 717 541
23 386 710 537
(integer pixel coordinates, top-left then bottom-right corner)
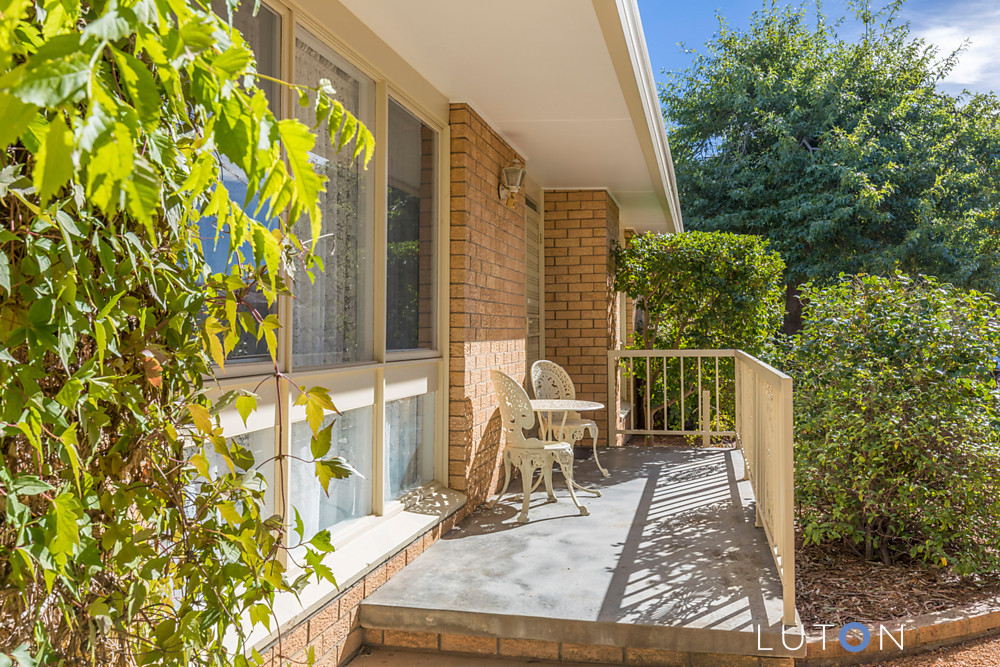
336 0 683 234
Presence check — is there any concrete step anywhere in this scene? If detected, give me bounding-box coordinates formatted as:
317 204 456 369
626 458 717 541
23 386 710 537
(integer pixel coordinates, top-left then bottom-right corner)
348 647 595 667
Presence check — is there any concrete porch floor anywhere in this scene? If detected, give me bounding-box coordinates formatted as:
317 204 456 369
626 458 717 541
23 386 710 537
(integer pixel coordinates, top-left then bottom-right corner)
360 446 803 661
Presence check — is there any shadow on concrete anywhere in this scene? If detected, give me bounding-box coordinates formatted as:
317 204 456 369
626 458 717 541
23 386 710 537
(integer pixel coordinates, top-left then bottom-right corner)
364 446 796 657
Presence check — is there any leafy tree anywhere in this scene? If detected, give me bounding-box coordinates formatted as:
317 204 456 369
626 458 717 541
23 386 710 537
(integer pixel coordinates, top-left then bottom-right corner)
613 230 784 354
0 0 372 663
661 1 1000 329
780 273 1000 572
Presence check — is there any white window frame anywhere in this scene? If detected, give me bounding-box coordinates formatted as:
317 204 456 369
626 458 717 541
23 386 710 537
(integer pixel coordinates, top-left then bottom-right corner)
204 0 455 578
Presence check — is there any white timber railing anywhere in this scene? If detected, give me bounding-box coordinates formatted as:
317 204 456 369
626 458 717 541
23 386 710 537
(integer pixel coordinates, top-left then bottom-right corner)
607 349 796 626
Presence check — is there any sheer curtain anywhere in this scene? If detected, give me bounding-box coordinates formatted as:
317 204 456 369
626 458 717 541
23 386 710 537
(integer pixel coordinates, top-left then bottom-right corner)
384 394 435 501
290 409 373 539
292 28 375 368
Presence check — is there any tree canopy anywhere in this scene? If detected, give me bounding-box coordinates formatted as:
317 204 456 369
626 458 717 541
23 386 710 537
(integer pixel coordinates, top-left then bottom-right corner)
661 1 1000 317
0 0 371 663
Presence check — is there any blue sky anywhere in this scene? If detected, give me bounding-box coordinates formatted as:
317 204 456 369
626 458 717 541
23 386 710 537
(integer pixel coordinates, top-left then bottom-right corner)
636 0 1000 96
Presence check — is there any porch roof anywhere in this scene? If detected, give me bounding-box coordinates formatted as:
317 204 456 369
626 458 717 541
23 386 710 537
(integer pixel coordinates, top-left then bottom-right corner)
337 0 683 234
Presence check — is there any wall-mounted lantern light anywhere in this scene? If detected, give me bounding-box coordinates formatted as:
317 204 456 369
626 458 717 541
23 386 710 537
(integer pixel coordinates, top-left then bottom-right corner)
499 160 526 208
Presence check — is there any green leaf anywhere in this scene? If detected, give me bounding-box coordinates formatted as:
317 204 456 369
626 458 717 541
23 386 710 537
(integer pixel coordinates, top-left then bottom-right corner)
248 604 270 631
34 113 74 204
187 403 213 433
0 251 9 293
315 457 360 495
49 492 81 556
59 425 81 490
7 46 91 106
292 506 304 541
110 47 160 127
189 452 210 480
277 118 322 242
235 394 257 427
54 377 83 408
0 92 37 149
83 8 132 41
310 421 333 459
217 501 242 527
213 46 250 76
11 476 54 495
308 529 335 553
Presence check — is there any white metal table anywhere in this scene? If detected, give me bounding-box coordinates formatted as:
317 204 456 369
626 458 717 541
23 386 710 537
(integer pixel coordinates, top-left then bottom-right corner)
530 398 604 441
529 399 604 496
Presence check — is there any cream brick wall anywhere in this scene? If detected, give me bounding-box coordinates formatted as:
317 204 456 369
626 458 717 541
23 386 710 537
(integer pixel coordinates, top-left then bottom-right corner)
543 190 621 447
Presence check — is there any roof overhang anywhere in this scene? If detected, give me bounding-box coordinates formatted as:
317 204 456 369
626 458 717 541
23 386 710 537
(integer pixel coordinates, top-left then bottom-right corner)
336 0 683 233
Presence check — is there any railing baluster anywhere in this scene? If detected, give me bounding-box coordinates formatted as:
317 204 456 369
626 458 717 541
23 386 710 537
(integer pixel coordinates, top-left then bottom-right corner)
629 358 635 433
645 356 651 436
715 356 720 433
697 356 702 440
680 356 685 431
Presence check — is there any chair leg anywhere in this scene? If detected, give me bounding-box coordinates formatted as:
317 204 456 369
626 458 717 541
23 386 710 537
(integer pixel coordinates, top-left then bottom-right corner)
517 459 534 523
556 454 588 516
542 460 556 502
589 424 609 477
529 470 544 493
489 451 513 508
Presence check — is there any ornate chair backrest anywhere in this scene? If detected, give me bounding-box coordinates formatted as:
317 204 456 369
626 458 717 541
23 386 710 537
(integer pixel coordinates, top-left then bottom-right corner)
531 360 577 401
491 370 541 449
531 360 584 421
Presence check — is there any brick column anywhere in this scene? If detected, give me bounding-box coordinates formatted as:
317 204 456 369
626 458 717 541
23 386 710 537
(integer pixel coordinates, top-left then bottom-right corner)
543 190 621 447
448 103 527 505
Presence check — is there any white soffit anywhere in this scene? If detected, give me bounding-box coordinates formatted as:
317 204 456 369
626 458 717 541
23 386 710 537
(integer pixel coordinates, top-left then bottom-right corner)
337 0 682 233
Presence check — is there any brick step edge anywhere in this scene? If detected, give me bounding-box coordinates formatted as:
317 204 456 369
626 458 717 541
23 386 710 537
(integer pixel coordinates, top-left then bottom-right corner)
798 598 1000 665
362 628 795 666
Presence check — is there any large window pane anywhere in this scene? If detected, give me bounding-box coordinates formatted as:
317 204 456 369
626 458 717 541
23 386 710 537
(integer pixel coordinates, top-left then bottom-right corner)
292 28 375 368
384 393 435 501
203 0 282 364
290 408 373 538
386 100 436 352
187 427 276 519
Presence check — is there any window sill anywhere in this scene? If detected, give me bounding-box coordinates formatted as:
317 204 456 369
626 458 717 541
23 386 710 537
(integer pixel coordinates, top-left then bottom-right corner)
249 484 467 651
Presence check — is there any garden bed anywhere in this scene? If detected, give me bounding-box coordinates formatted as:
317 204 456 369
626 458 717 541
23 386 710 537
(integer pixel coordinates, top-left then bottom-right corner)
796 533 1000 626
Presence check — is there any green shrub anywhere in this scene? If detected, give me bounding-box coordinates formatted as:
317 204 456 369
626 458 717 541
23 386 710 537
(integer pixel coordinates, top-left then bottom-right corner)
613 231 784 431
781 273 1000 572
613 230 784 354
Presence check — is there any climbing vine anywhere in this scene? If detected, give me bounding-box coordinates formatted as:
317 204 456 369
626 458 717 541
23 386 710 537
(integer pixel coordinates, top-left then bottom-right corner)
0 0 372 662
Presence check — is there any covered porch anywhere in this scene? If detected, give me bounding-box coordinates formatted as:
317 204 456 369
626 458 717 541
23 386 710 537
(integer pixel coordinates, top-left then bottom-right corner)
360 445 803 664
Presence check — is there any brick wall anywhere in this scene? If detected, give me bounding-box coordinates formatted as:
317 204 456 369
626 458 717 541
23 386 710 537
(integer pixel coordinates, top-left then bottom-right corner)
448 103 527 505
543 190 621 447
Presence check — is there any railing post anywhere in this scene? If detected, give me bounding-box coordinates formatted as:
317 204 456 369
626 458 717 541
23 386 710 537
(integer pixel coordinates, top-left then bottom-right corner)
781 373 796 626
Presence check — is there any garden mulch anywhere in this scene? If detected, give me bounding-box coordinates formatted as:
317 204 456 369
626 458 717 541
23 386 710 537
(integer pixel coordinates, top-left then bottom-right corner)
796 534 1000 627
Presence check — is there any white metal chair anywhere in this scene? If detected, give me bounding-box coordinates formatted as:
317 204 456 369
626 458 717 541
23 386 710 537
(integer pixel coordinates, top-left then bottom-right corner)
489 370 589 523
531 360 609 477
